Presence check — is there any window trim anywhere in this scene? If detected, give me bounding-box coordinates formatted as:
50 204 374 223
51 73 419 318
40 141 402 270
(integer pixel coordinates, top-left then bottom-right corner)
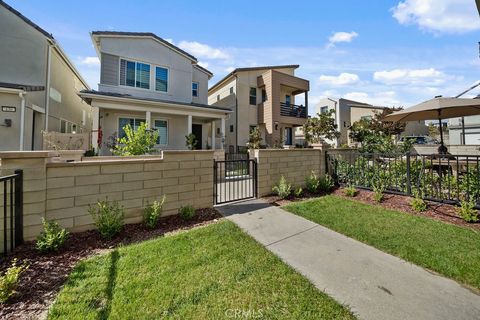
192 82 199 97
117 57 170 94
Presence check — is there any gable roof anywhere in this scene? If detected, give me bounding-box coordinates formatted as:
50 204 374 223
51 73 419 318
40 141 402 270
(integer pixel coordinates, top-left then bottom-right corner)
194 64 213 78
0 0 53 39
208 65 300 93
91 31 198 62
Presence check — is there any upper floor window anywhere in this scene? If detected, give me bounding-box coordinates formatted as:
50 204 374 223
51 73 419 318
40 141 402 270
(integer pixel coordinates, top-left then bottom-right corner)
192 82 199 97
120 59 150 89
155 67 168 92
249 87 257 105
285 95 291 105
261 89 267 102
320 106 329 114
230 87 234 94
217 94 220 102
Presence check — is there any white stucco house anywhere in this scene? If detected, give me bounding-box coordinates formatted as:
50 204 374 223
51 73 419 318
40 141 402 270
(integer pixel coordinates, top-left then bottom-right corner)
80 31 230 154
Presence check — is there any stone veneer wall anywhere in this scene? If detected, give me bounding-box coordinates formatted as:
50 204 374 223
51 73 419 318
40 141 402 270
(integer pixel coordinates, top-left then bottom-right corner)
0 151 214 241
250 149 325 197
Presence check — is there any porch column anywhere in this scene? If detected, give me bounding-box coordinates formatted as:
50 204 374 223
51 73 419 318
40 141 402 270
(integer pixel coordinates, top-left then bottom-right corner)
145 111 151 129
91 106 99 152
211 121 215 150
221 117 225 149
187 115 192 134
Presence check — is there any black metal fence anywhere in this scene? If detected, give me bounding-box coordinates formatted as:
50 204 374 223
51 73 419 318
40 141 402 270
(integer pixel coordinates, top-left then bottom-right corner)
214 159 257 205
1 169 23 256
326 151 480 207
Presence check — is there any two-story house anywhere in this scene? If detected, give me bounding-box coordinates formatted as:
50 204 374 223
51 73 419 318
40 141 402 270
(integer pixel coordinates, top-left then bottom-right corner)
80 31 231 154
208 65 309 151
0 1 91 151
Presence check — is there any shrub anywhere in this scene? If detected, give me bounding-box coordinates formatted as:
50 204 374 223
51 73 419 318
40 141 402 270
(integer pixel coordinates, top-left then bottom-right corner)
294 186 303 198
410 192 427 212
112 122 158 156
143 195 166 229
373 186 384 203
272 176 292 199
343 185 357 197
305 171 320 193
318 175 334 193
458 199 479 223
185 133 198 150
36 218 69 252
88 200 124 239
179 205 196 220
0 259 28 303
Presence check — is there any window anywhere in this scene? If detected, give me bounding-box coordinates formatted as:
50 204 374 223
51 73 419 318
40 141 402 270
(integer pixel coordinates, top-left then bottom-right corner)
361 115 372 121
249 125 257 133
217 95 220 102
320 106 329 114
216 128 220 135
154 119 168 145
285 95 291 105
120 59 150 89
60 119 66 133
118 117 146 139
230 87 234 94
230 125 234 133
249 87 257 105
262 89 267 102
155 67 168 92
192 82 198 97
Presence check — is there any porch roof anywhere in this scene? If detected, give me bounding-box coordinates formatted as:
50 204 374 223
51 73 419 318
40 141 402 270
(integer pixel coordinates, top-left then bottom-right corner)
80 90 231 118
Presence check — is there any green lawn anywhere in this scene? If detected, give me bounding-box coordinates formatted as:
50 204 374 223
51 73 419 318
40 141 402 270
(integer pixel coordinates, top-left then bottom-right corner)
48 221 354 320
284 195 480 290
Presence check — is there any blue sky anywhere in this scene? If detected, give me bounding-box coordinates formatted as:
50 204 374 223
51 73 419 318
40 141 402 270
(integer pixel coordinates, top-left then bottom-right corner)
7 0 480 109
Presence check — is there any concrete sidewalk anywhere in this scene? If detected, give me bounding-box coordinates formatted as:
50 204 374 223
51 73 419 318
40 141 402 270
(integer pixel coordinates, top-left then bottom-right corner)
217 199 480 320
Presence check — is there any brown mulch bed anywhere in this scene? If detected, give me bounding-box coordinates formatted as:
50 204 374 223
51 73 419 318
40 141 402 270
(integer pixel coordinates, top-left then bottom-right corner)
0 208 222 320
332 188 480 230
263 189 479 231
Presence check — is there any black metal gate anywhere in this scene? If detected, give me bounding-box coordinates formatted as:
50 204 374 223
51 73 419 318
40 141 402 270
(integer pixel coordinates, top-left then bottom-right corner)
1 170 23 256
214 159 257 205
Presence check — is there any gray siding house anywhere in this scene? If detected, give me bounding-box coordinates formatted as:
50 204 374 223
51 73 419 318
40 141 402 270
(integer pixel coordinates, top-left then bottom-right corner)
80 31 230 154
0 1 91 151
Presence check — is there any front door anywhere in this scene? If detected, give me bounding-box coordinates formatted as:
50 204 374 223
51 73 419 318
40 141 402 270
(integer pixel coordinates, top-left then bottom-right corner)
284 127 293 145
192 124 202 150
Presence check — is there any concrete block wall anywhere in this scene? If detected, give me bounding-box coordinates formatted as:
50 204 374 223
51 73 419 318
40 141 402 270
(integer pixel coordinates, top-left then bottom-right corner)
0 151 214 241
251 149 324 197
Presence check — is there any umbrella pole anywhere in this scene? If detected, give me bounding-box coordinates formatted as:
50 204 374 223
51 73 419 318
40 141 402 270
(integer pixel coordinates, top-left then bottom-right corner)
438 118 448 154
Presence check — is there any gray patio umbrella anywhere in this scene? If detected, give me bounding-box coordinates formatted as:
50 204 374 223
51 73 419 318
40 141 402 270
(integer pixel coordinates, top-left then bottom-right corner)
382 97 480 153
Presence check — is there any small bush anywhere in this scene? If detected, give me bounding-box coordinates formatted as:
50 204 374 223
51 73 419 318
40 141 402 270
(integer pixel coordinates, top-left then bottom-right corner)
179 205 196 220
343 185 357 197
305 171 320 193
143 195 166 229
458 199 479 223
0 259 28 303
318 175 335 193
88 200 124 239
36 218 69 252
410 194 427 212
272 176 292 199
294 186 303 198
373 187 384 203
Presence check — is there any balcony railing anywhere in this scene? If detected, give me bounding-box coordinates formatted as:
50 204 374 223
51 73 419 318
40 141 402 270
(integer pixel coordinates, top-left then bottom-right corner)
280 102 307 118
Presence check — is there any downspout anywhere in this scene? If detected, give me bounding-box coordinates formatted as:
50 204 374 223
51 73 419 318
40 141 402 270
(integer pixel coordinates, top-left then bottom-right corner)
19 91 26 151
44 42 53 132
235 74 239 151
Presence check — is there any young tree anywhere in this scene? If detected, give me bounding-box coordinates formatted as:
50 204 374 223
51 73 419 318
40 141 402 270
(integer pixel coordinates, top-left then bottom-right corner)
185 133 198 150
303 110 340 144
369 107 406 136
349 118 372 143
246 127 263 149
112 122 158 156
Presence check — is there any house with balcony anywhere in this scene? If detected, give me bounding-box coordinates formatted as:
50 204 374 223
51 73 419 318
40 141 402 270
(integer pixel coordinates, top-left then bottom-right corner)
80 31 231 154
208 65 309 151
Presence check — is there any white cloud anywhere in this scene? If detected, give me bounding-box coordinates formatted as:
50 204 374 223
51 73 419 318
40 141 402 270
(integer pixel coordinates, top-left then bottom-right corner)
177 41 230 60
392 0 480 34
318 72 360 85
344 91 401 106
78 56 100 66
373 68 446 85
327 31 358 47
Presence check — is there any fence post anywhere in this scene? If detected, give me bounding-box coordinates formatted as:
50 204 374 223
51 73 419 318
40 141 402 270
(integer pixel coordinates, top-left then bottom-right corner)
405 152 412 196
14 169 23 246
